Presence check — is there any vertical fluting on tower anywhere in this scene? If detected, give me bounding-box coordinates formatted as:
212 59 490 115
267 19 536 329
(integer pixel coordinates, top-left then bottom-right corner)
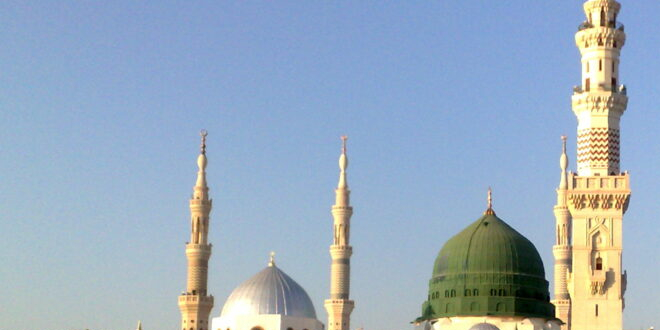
179 130 214 330
325 136 355 330
573 0 627 176
552 136 572 329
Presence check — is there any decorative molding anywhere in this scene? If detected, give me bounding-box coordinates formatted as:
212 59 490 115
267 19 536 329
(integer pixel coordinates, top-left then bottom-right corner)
568 193 629 210
572 93 628 114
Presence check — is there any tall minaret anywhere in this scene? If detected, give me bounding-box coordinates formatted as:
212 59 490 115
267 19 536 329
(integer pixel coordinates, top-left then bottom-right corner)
552 136 572 330
178 130 214 330
556 2 631 330
324 136 355 330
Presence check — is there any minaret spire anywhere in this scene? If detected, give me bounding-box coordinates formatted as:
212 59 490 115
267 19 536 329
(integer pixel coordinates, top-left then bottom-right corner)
325 136 355 330
194 130 209 199
178 130 214 330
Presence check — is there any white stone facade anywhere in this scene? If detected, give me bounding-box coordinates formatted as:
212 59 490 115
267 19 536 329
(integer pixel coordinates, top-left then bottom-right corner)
552 2 630 330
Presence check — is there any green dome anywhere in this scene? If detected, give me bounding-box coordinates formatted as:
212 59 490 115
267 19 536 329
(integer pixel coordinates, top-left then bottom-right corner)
419 211 555 320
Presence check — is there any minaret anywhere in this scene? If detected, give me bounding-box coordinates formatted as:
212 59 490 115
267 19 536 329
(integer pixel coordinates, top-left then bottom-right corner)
573 0 627 177
557 2 631 330
552 136 572 330
178 130 214 330
325 136 355 330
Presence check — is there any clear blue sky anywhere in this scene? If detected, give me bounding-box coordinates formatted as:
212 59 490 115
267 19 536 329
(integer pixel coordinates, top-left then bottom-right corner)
1 1 659 330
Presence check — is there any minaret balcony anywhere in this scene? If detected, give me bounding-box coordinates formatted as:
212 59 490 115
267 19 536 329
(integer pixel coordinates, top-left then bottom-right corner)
575 25 626 50
578 21 624 32
568 172 629 189
573 84 626 95
179 294 214 304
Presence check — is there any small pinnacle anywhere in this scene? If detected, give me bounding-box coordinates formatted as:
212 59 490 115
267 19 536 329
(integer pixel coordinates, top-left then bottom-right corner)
268 251 276 267
561 135 567 153
200 129 208 155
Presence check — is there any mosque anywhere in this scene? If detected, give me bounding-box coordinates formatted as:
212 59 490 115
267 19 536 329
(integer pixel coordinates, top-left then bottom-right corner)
175 1 631 330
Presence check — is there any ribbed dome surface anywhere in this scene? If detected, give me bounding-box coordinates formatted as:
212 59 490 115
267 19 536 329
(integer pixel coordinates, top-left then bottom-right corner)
220 264 317 319
468 323 500 330
420 212 554 320
433 213 545 278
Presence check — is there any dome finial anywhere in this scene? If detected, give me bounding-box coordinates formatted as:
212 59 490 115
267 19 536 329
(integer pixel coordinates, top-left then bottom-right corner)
484 187 496 215
268 251 276 267
200 129 208 155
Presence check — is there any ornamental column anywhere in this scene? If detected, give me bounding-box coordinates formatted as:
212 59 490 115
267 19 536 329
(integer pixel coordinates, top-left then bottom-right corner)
178 130 214 330
325 136 355 330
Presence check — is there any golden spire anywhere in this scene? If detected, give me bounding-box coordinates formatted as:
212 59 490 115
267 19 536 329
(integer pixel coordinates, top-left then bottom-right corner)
484 187 496 215
268 251 276 267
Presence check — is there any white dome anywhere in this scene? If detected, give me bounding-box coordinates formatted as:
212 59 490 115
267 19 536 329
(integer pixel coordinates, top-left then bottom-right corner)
220 264 317 319
468 323 500 330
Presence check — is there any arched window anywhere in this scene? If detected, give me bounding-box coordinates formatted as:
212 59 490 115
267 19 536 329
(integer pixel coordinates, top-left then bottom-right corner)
445 303 454 313
473 289 479 296
490 289 497 296
450 289 456 297
596 256 603 270
444 290 449 297
600 9 606 27
498 289 506 296
464 289 471 296
585 78 591 92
